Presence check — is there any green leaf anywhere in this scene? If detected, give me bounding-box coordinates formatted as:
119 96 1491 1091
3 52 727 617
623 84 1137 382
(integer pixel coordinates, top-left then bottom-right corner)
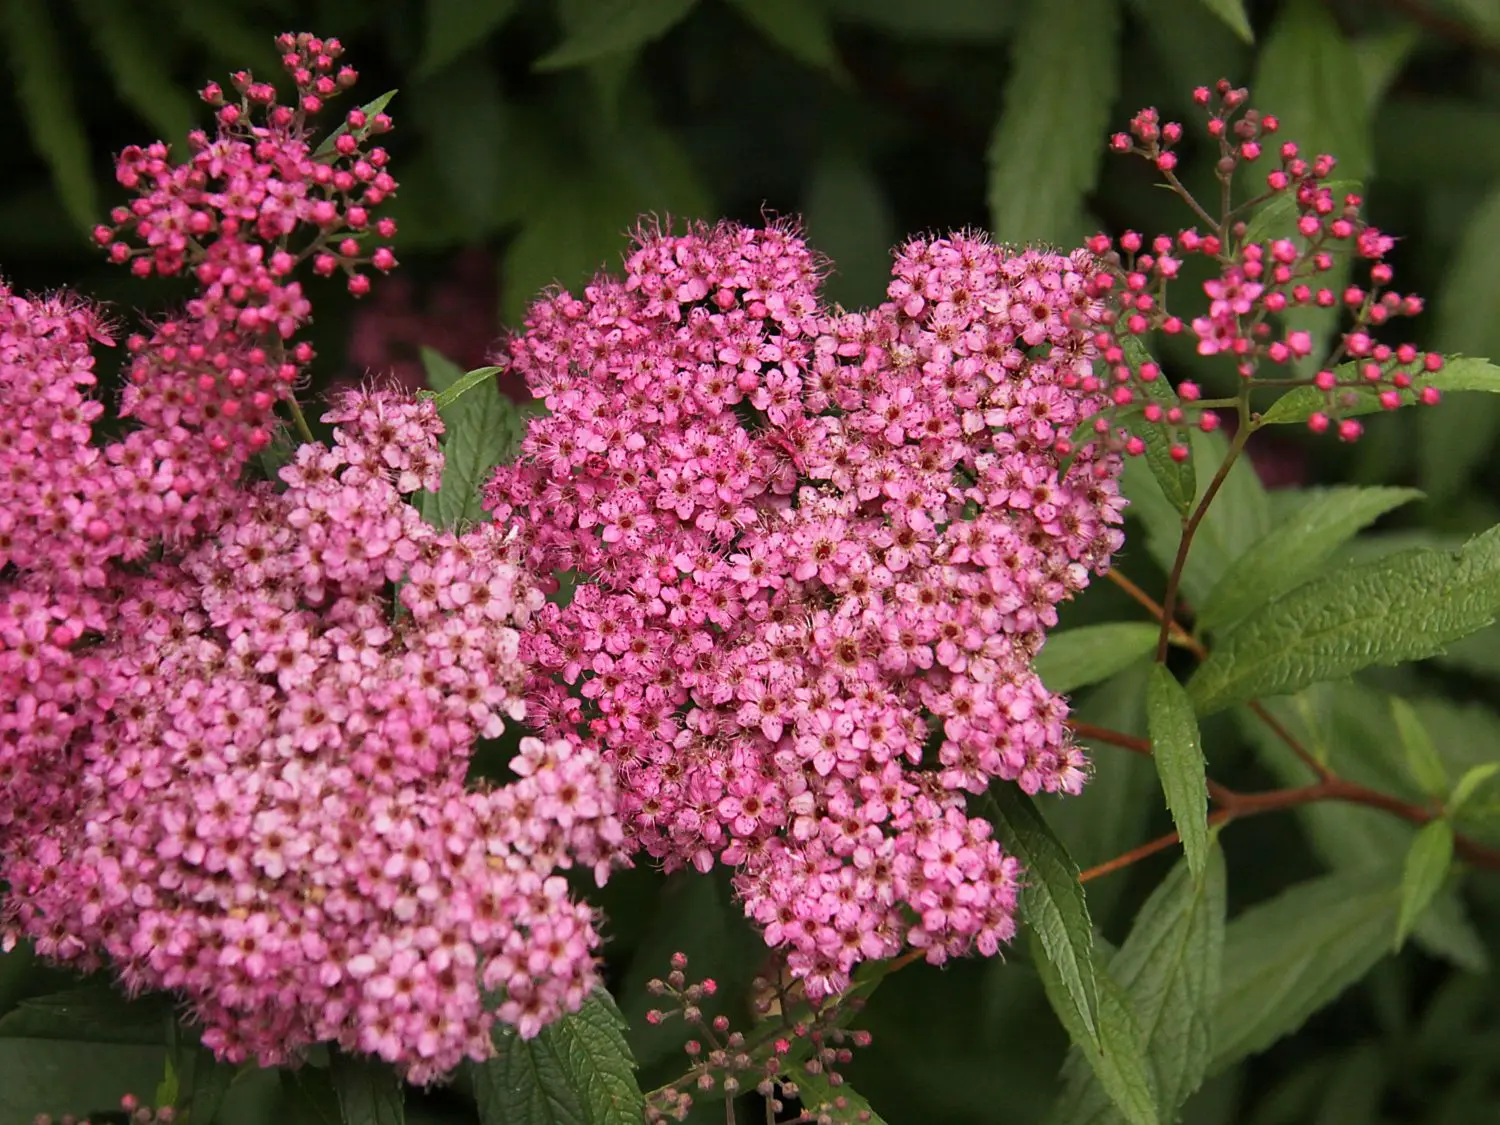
1146 667 1209 879
1450 762 1500 816
1122 337 1195 518
419 350 529 530
1235 689 1491 975
981 790 1157 1125
790 1069 889 1124
1211 869 1399 1072
74 0 196 143
1050 850 1226 1124
986 0 1119 246
1258 356 1500 425
726 0 846 78
0 982 172 1045
534 0 699 71
418 0 522 76
802 151 897 309
1188 526 1500 715
1195 486 1423 632
1194 0 1253 41
1395 820 1454 951
331 1052 405 1124
980 787 1099 1047
2 0 98 233
1042 949 1160 1125
431 364 507 411
1033 623 1161 696
313 90 399 159
1390 697 1448 799
1420 184 1500 502
472 990 644 1125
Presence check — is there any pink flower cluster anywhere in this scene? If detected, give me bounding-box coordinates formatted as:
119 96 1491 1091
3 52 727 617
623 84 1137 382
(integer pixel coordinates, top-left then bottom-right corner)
3 385 620 1082
2 34 621 1083
488 220 1126 997
1090 80 1442 451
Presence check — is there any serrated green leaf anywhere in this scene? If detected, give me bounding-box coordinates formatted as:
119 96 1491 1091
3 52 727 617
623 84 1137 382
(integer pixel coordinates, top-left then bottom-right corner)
1196 486 1423 631
2 0 97 233
1033 623 1161 696
1122 337 1195 517
473 991 643 1125
74 0 196 143
1258 356 1500 425
802 151 897 309
419 350 528 530
1395 820 1454 951
1050 850 1225 1124
331 1052 405 1125
980 787 1099 1047
790 1069 889 1124
986 0 1119 246
534 0 698 71
1211 869 1399 1072
1194 0 1252 41
1043 948 1160 1125
1449 762 1500 816
1189 526 1500 715
1390 697 1448 799
1146 668 1209 879
418 0 522 76
982 790 1157 1125
726 0 846 78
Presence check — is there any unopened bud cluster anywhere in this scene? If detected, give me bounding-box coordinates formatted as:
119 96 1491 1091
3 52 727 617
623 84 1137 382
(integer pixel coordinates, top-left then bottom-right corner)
643 952 871 1123
1088 79 1442 456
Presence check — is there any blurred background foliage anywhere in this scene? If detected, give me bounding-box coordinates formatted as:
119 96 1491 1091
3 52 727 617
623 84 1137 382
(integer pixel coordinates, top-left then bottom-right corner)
5 0 1500 1122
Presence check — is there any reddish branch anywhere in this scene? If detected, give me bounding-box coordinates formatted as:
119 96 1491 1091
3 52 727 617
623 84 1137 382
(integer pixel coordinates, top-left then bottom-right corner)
1065 671 1500 879
1075 565 1500 877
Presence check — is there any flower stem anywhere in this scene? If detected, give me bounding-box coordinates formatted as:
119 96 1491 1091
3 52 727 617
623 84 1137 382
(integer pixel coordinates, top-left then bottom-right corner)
1154 416 1252 663
285 393 316 445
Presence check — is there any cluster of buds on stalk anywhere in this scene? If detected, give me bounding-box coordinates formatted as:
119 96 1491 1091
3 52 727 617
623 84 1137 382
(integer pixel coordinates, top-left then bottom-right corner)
643 953 872 1123
1079 79 1442 459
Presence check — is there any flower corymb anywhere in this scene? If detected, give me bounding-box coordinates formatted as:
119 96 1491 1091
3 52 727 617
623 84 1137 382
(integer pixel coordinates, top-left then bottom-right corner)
488 220 1127 997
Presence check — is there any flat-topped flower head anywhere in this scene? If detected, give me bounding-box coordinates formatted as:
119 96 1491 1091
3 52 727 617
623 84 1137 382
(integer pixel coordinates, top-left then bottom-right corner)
488 220 1126 997
3 387 620 1083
